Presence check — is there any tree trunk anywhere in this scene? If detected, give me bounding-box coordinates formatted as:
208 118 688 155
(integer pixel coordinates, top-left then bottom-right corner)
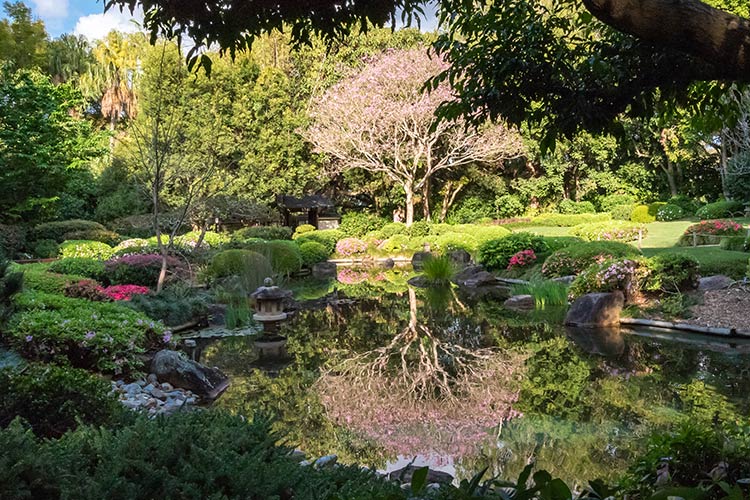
661 158 678 196
720 130 732 199
581 0 750 80
195 223 208 249
440 181 464 223
404 184 415 227
422 178 431 221
109 113 117 153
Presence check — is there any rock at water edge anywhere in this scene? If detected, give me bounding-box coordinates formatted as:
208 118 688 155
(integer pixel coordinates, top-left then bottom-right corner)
151 350 229 399
565 291 624 327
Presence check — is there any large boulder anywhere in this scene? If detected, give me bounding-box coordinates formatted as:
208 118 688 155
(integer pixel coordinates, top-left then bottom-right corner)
387 465 454 485
151 350 229 399
565 291 624 327
451 265 485 285
698 275 733 291
448 249 472 269
312 261 337 280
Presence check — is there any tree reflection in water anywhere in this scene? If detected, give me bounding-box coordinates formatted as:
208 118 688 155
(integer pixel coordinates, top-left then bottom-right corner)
316 287 526 458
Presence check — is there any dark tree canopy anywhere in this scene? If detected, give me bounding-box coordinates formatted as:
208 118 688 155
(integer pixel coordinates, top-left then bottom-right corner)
106 0 750 145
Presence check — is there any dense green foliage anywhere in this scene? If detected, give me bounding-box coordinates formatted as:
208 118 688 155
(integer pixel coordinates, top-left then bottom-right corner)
126 286 209 326
298 241 330 267
695 200 744 219
479 233 549 271
420 255 455 284
47 258 105 281
59 240 113 260
0 364 122 438
570 221 646 242
542 241 641 277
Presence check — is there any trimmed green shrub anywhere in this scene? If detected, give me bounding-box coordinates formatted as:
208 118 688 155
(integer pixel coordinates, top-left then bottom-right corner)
379 234 412 254
8 291 167 373
646 253 700 292
294 229 344 254
243 241 302 275
558 199 596 214
32 220 106 243
339 212 388 237
610 204 635 221
720 235 748 252
48 258 105 281
695 200 744 219
292 224 316 238
31 239 59 259
62 229 121 246
655 203 684 221
173 231 230 251
630 204 658 223
478 232 549 271
405 220 430 237
570 221 646 242
598 194 637 212
22 267 90 294
532 213 611 227
0 224 26 259
542 241 641 277
429 232 479 253
209 250 273 280
111 238 154 256
0 364 123 438
375 222 406 238
542 236 584 253
59 240 114 260
298 241 329 267
233 225 293 241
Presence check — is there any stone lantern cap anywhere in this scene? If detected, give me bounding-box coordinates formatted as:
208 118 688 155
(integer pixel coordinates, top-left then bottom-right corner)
250 278 292 301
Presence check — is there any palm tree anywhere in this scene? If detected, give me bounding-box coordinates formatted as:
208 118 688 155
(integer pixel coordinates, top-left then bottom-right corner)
81 30 145 152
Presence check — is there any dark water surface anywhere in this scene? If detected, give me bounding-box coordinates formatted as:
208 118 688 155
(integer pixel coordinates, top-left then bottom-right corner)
197 286 750 487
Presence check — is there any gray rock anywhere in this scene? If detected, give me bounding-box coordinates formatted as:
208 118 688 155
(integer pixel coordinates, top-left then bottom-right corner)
565 292 624 327
407 275 430 288
312 261 337 280
552 275 576 285
504 294 535 310
151 350 230 399
388 465 454 485
160 382 174 391
698 275 734 291
448 249 472 268
150 388 167 400
146 373 159 385
121 383 141 396
314 454 338 468
207 303 227 327
143 384 155 393
380 258 395 269
462 271 498 288
411 251 433 271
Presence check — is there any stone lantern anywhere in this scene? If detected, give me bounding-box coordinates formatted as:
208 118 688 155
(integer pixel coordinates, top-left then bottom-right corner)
250 278 291 357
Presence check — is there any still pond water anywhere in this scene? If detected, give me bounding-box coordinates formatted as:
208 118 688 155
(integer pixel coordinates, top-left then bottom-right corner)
195 284 750 488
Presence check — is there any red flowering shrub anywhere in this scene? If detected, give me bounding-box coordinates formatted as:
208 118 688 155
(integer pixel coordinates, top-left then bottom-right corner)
507 249 537 270
100 285 150 301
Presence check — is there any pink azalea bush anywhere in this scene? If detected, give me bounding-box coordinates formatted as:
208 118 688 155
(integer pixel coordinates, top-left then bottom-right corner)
335 237 367 257
100 285 150 301
679 219 744 246
569 257 649 302
104 253 183 286
507 249 537 270
336 267 385 285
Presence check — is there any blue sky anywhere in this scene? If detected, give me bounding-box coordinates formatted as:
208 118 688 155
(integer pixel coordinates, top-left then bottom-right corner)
12 0 143 39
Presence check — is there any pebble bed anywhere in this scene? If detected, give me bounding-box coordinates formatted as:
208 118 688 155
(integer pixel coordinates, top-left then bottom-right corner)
111 374 200 416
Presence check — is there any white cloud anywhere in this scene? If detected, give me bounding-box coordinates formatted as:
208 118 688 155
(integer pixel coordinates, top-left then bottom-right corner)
73 7 144 41
32 0 68 19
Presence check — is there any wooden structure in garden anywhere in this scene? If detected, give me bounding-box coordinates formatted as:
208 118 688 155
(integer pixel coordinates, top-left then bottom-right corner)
277 194 340 229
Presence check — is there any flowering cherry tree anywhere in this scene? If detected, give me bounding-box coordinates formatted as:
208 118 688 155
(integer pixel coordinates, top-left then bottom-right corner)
306 48 522 225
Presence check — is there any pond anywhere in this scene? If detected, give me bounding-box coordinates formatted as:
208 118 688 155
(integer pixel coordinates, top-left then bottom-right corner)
195 282 750 488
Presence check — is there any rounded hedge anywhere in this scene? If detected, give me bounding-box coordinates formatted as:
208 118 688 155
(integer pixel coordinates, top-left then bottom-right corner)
233 226 293 241
478 232 549 271
299 241 329 267
62 229 121 246
656 204 685 221
542 241 641 278
32 220 106 243
48 258 106 281
294 229 343 254
209 250 273 279
59 240 114 260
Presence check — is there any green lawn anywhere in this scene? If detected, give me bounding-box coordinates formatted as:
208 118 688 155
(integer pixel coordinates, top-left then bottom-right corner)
523 219 750 278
